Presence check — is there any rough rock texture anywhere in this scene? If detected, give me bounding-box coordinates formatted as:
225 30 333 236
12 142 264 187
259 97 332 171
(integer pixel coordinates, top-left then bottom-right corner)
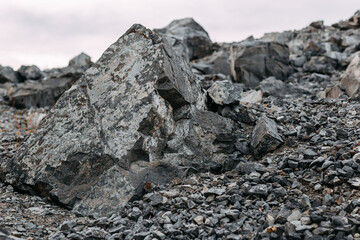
69 52 92 68
192 44 232 76
0 66 19 83
18 65 42 81
303 56 336 74
333 10 360 30
1 24 239 217
2 53 93 109
154 18 213 61
230 41 293 87
207 80 243 105
251 116 283 158
3 11 360 239
259 77 285 97
7 78 76 109
340 52 360 97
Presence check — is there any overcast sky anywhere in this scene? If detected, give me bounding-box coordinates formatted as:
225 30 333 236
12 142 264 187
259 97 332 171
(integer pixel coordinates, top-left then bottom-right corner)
0 0 359 69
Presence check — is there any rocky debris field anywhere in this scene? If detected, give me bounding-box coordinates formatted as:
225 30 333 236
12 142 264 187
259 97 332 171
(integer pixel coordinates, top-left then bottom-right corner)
1 10 360 240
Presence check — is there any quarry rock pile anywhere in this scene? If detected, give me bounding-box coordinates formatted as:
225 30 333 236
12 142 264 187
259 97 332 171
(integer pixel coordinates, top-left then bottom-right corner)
1 10 360 240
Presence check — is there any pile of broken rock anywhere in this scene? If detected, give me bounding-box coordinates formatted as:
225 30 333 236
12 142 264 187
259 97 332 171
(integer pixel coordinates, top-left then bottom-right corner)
1 11 360 240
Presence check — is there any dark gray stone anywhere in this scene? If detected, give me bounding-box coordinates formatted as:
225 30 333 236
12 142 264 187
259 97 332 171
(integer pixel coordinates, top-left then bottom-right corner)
230 41 293 87
303 56 336 74
8 77 75 109
154 18 213 61
18 65 42 80
69 52 92 68
248 184 268 197
251 116 283 158
0 66 20 83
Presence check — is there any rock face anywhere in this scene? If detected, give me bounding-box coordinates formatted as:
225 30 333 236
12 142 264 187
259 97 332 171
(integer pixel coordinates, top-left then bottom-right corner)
340 52 360 97
251 116 283 158
2 24 238 216
154 18 213 61
230 41 293 87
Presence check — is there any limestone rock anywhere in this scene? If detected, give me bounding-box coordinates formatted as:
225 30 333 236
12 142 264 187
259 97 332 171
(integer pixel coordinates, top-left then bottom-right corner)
251 116 283 158
154 18 213 61
2 24 237 217
340 52 360 97
230 41 293 87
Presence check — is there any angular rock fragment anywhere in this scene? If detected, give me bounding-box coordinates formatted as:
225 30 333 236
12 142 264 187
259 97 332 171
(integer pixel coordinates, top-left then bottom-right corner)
348 177 360 190
322 85 344 99
218 104 256 125
340 52 360 97
207 80 243 105
191 43 232 76
259 77 285 97
8 78 75 108
0 66 20 83
332 10 360 30
251 116 283 158
154 18 213 61
240 90 262 104
68 52 92 68
230 41 293 87
2 24 238 217
303 56 336 74
69 53 91 67
310 20 324 29
18 65 42 80
248 184 268 197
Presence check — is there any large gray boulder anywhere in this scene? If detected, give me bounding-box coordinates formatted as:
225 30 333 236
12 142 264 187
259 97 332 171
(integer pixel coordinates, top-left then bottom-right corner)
340 52 360 97
230 41 293 87
154 18 213 61
1 24 237 217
